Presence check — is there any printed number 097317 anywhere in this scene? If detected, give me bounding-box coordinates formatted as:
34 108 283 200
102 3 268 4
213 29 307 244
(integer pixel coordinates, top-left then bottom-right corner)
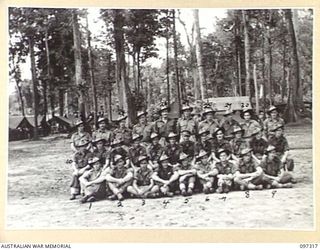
300 244 318 248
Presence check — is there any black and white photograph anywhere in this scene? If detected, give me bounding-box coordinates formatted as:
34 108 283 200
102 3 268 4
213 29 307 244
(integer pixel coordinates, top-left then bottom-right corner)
7 7 314 230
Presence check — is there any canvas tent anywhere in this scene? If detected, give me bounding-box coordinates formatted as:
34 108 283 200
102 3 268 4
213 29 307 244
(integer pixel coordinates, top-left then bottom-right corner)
48 115 74 133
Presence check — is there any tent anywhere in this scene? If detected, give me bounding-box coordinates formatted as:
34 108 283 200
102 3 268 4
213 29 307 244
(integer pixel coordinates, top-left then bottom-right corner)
48 115 74 133
9 116 34 141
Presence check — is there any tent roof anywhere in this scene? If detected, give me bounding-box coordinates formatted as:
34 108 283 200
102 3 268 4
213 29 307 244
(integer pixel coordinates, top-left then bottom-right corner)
25 115 45 127
9 116 25 129
49 115 74 126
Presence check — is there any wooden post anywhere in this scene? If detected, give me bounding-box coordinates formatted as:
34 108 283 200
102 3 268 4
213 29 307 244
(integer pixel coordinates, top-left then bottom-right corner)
253 64 259 114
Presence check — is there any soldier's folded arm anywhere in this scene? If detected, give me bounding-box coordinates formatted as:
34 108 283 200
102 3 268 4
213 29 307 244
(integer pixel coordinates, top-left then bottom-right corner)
71 161 78 173
78 165 91 175
178 169 195 176
122 171 134 182
79 172 90 186
208 168 219 177
167 171 179 184
132 180 141 194
105 173 121 183
146 179 155 192
197 171 207 180
234 170 251 179
151 172 167 184
281 150 289 163
263 172 278 181
88 174 108 185
251 166 263 178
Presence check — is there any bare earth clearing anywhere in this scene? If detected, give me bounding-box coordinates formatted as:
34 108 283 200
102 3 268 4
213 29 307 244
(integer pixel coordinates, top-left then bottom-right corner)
7 123 313 229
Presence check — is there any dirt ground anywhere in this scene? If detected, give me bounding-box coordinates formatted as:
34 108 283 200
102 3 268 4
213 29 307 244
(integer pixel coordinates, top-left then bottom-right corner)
6 123 313 229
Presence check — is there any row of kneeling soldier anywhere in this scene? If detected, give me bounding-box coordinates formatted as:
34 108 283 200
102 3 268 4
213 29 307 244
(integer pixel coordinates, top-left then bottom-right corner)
69 103 296 203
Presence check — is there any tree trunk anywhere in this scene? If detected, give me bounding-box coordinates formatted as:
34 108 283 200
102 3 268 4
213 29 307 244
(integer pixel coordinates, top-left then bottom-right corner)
284 9 304 122
193 9 206 100
28 37 39 140
173 10 181 112
114 9 134 125
265 10 273 104
261 28 266 111
253 64 259 113
86 14 98 129
72 11 85 120
132 53 137 92
58 88 64 117
146 74 151 109
282 42 286 102
137 49 141 92
166 32 170 105
234 17 242 96
106 54 112 121
285 65 298 121
64 91 68 117
16 82 25 116
43 28 51 120
242 10 251 97
177 13 200 100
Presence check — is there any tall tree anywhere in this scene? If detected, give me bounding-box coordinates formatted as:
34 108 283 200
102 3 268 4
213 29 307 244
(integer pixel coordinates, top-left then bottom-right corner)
242 10 251 97
173 9 182 111
9 43 25 116
177 10 200 100
125 9 161 93
72 10 86 120
193 9 206 100
111 9 135 124
9 7 43 139
28 36 39 139
158 10 174 106
85 11 98 128
284 9 304 122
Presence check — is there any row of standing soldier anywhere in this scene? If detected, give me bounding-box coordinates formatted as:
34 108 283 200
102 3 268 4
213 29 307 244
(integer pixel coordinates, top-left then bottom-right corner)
69 103 295 203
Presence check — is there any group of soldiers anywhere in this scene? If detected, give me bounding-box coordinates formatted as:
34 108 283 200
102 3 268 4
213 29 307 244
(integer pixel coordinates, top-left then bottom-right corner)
68 102 296 203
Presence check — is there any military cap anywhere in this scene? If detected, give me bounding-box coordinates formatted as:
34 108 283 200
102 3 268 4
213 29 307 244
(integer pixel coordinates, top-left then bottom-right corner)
137 110 148 118
111 138 123 147
215 148 229 158
77 138 90 147
240 148 253 157
167 132 178 139
270 123 284 132
181 104 193 112
113 154 124 164
88 157 100 165
223 109 233 116
132 133 143 141
178 152 189 162
159 154 170 162
137 155 149 164
74 119 84 127
265 145 276 153
213 127 225 136
97 117 108 124
232 126 244 134
240 108 254 119
196 149 209 160
150 132 160 140
92 136 106 145
267 105 278 114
